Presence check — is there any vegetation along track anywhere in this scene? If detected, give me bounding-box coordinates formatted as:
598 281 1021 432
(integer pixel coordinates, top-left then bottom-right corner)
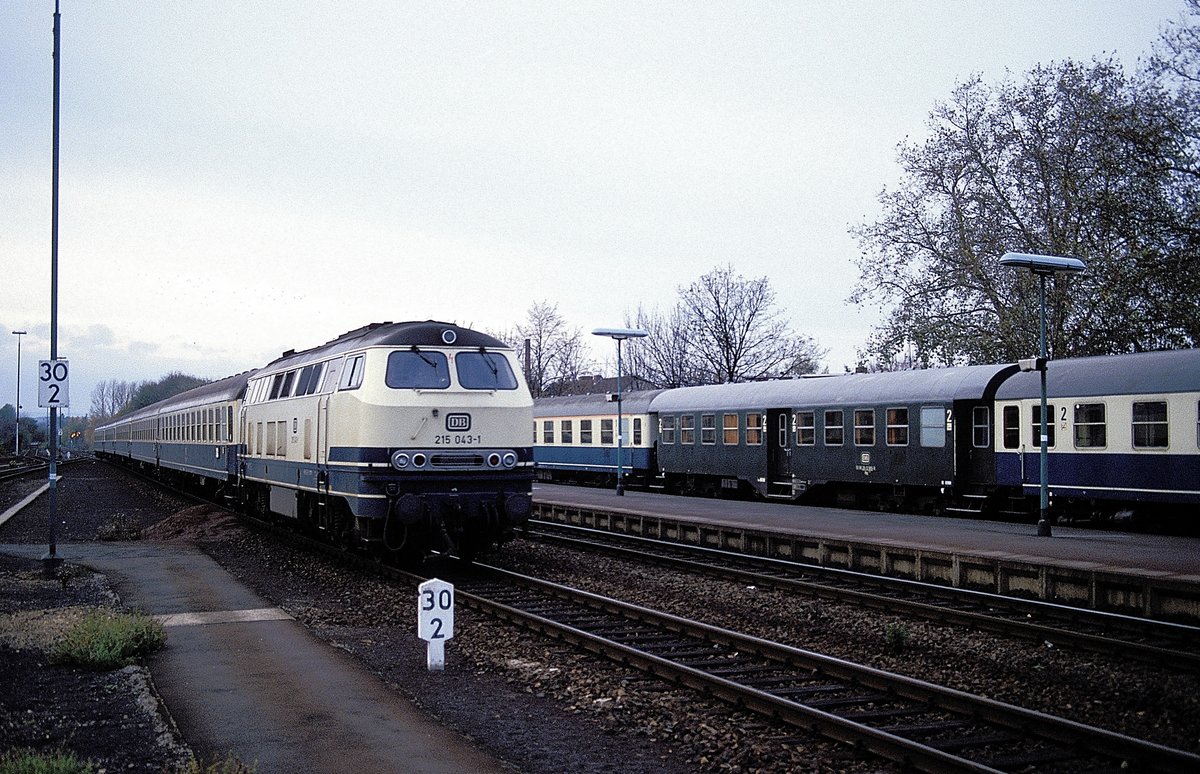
521 520 1200 673
231 510 1200 772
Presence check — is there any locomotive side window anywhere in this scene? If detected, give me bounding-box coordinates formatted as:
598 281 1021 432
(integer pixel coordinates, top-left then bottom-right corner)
294 365 316 396
1002 405 1020 449
972 406 990 448
279 370 298 398
723 413 739 445
1132 401 1168 448
542 420 554 444
701 414 716 445
680 415 696 445
580 419 593 444
562 420 574 444
745 413 763 445
601 419 614 445
885 408 908 446
660 415 675 444
269 373 286 400
457 351 519 390
824 410 844 446
796 411 815 446
1031 404 1056 447
339 354 366 390
385 351 449 389
1073 403 1107 448
854 409 875 446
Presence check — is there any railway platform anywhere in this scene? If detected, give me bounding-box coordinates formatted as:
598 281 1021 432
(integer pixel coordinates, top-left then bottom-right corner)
0 541 506 774
531 483 1200 621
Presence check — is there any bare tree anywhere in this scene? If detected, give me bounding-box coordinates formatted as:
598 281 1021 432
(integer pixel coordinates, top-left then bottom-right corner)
89 379 141 422
501 301 594 397
624 303 701 388
679 265 825 383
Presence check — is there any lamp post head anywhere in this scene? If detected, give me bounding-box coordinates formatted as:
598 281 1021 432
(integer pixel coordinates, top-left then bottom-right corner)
592 327 648 341
999 252 1086 276
12 330 27 336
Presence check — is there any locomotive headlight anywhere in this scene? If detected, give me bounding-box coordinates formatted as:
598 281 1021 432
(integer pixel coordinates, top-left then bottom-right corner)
502 452 517 468
487 453 502 468
391 451 411 469
412 453 428 468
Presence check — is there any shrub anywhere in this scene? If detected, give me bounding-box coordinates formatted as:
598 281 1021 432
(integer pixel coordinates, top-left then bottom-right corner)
50 610 166 670
883 621 911 654
0 749 92 774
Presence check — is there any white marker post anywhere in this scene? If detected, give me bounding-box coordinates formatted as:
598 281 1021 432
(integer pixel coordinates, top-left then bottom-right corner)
417 578 454 672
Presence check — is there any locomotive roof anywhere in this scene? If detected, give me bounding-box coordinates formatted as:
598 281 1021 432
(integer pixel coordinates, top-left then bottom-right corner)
96 370 255 429
261 320 511 373
995 348 1199 399
648 364 1012 413
533 389 666 417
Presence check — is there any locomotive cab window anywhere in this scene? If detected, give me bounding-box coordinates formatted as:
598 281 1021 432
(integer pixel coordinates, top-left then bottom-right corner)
339 354 367 390
1132 401 1168 448
457 351 519 390
386 350 450 389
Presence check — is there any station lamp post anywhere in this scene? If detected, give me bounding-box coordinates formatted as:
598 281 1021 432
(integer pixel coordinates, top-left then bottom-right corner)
999 252 1087 537
592 327 648 495
12 330 26 455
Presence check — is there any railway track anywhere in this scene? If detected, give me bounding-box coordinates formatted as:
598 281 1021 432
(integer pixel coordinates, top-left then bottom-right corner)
519 520 1200 672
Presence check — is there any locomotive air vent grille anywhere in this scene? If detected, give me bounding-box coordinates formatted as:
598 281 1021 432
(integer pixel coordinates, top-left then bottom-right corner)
431 453 485 468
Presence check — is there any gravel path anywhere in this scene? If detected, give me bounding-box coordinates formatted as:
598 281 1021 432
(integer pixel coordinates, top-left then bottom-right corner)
3 460 1198 772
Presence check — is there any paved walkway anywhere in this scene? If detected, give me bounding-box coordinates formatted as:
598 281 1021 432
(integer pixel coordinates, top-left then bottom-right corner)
0 542 507 774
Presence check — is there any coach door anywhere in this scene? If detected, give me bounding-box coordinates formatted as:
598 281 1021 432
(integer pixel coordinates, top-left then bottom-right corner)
954 401 994 487
767 408 792 497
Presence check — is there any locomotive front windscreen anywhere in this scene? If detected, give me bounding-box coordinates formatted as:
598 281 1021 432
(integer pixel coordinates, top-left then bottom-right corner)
386 350 452 389
456 351 519 390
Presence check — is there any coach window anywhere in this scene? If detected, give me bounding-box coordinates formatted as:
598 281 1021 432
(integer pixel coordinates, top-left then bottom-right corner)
580 419 594 445
746 413 763 445
854 409 875 446
1074 403 1106 448
701 414 716 445
723 413 739 445
386 350 450 389
660 415 675 444
561 420 573 444
1001 406 1020 449
680 415 696 445
601 418 614 445
339 354 367 390
824 410 844 446
542 420 554 445
919 406 946 447
1032 404 1056 447
972 407 990 448
1132 401 1169 448
885 408 908 446
633 418 643 446
795 411 815 446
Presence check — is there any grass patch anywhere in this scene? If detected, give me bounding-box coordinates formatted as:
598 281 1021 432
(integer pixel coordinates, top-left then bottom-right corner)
183 755 257 773
96 512 143 541
883 621 911 654
0 749 92 774
50 610 166 670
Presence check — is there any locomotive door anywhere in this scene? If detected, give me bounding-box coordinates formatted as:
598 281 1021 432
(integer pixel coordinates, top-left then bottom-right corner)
767 408 792 497
316 395 330 466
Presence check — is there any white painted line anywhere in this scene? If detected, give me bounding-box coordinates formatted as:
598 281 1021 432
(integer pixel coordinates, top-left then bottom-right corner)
0 483 50 528
154 607 293 628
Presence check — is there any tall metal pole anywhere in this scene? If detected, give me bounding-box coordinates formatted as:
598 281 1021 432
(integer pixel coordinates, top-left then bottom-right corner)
1036 274 1051 537
12 331 25 455
45 0 61 566
615 338 624 496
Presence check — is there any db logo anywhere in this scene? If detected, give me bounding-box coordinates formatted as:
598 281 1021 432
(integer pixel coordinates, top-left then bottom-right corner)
446 414 471 431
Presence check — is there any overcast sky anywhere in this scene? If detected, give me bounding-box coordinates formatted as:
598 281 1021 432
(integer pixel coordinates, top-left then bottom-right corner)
1 1 1185 418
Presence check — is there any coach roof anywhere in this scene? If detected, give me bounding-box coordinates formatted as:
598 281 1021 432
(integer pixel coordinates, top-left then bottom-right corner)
996 349 1199 400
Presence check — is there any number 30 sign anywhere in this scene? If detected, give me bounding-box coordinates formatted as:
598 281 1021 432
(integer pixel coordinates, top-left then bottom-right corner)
39 359 70 409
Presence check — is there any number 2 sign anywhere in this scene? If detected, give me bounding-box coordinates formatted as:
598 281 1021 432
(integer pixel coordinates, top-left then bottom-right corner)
38 359 69 409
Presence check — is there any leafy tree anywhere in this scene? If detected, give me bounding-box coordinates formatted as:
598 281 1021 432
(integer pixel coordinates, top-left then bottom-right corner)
852 40 1199 365
678 265 825 383
127 372 209 412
